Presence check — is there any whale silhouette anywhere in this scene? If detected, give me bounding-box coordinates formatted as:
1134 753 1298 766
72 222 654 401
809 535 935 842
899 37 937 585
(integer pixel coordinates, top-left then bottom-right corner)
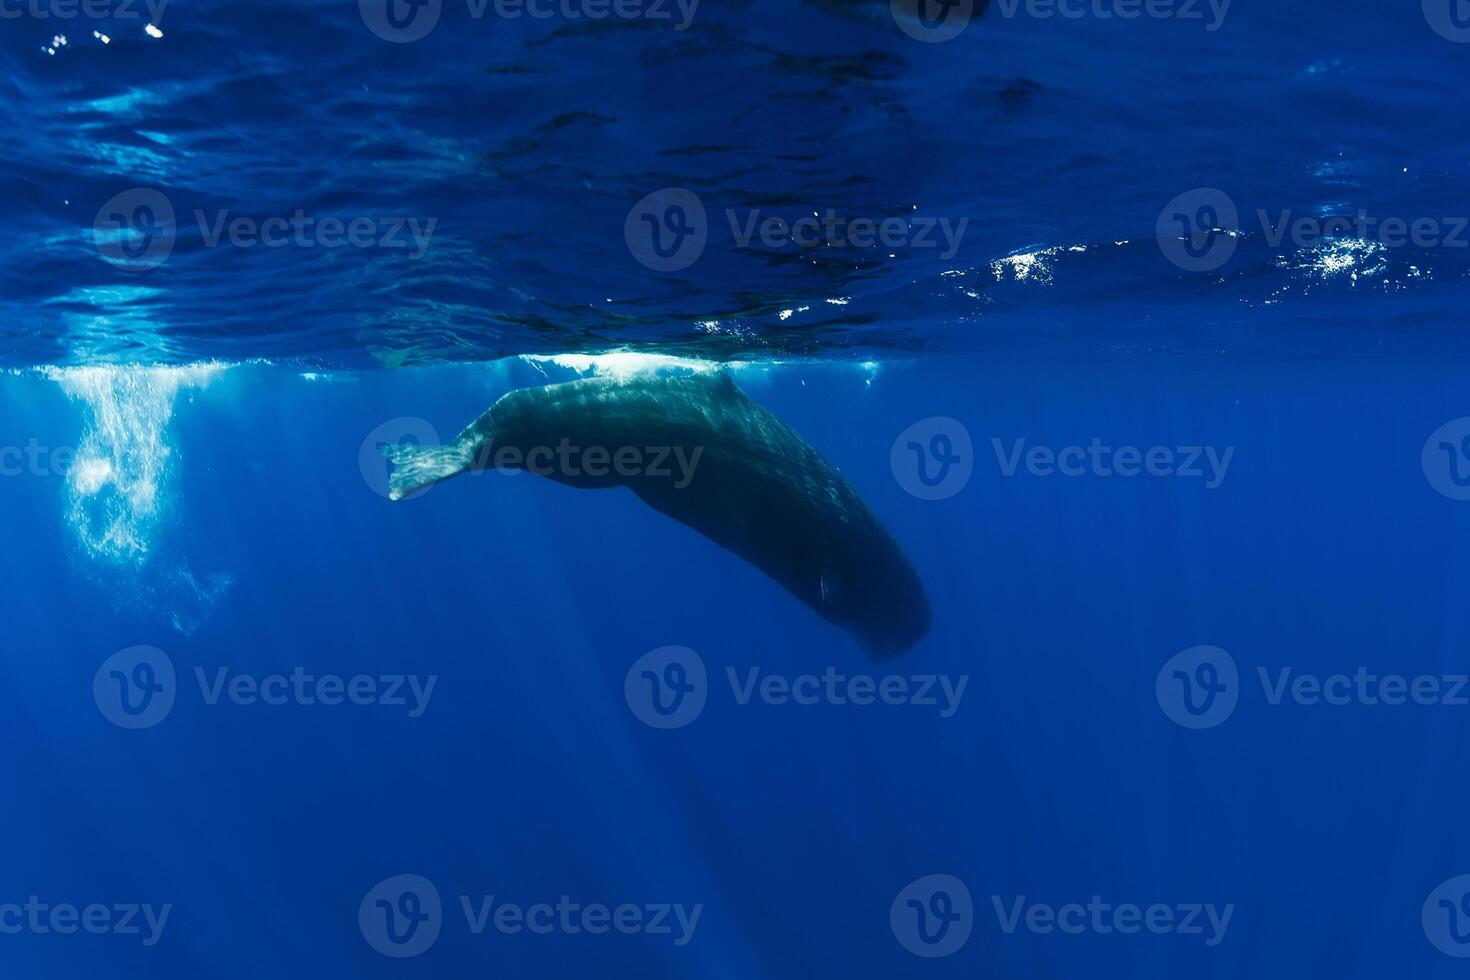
382 373 930 658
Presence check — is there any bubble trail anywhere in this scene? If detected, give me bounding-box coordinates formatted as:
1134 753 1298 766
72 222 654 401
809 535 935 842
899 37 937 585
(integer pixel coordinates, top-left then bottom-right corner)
43 363 224 563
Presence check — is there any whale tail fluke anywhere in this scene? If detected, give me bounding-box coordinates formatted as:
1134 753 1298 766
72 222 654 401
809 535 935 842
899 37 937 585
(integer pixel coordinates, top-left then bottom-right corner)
382 441 474 501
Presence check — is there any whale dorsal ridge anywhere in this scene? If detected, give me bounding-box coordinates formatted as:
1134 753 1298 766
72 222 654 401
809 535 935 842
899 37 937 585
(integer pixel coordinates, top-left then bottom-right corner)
690 371 740 399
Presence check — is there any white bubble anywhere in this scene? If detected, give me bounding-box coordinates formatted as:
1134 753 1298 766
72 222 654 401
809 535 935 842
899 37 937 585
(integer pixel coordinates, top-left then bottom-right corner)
47 364 224 564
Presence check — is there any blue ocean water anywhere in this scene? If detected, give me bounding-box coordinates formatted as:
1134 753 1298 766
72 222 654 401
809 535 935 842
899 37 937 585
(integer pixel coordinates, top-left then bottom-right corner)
4 0 1470 976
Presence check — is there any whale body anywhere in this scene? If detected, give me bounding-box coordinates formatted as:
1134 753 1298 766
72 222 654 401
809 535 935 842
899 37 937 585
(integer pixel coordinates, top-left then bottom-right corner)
383 373 930 658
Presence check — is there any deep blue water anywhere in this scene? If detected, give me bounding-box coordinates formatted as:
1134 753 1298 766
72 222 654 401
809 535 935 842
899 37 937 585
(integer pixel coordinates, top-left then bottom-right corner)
4 0 1470 976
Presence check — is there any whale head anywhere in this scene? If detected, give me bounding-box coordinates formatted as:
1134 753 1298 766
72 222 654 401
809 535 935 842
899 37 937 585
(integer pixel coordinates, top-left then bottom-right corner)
820 545 932 659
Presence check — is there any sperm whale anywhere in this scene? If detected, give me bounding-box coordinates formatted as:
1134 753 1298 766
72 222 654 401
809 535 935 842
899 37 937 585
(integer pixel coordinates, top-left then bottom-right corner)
382 373 930 658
